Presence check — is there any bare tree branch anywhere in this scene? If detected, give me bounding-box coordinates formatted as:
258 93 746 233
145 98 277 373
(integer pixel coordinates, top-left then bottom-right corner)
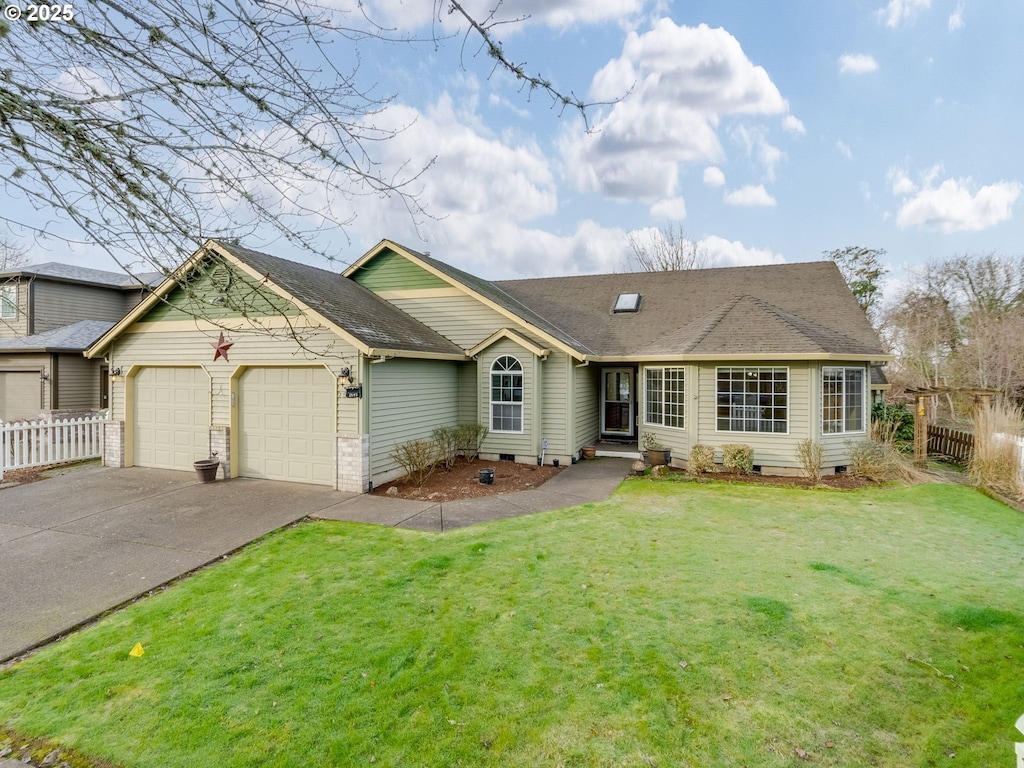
625 224 709 272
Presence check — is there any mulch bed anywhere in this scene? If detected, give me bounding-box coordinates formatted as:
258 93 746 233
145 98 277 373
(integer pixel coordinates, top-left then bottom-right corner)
372 457 564 502
0 467 47 488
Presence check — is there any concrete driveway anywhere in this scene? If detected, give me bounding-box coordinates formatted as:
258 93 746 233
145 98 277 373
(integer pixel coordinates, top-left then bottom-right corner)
0 465 359 662
0 458 631 663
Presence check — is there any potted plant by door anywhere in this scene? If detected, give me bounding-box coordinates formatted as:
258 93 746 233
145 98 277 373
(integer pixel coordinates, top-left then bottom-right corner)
640 433 671 467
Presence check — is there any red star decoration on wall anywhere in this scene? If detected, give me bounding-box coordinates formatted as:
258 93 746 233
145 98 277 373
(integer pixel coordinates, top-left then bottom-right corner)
210 332 234 362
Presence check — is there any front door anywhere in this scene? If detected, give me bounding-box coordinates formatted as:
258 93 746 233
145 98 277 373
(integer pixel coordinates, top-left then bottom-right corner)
601 367 635 438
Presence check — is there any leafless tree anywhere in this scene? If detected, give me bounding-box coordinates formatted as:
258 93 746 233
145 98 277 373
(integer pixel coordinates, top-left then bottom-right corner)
0 0 589 281
626 224 709 272
0 236 30 271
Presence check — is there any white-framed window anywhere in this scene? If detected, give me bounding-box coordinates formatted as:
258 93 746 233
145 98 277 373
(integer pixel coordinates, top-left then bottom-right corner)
644 367 685 429
0 285 16 319
490 355 523 433
716 367 789 433
822 366 865 434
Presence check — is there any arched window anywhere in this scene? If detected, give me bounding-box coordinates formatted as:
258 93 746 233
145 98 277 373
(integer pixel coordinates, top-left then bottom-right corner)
490 355 523 433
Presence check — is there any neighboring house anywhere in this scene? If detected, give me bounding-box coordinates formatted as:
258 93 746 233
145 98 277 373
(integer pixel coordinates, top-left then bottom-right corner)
85 239 891 491
0 263 160 422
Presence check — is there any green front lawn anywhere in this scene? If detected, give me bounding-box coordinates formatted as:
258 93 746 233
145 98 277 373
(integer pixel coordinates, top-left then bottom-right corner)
2 481 1023 767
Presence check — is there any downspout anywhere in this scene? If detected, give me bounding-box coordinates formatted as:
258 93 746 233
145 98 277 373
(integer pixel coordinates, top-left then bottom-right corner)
27 277 36 335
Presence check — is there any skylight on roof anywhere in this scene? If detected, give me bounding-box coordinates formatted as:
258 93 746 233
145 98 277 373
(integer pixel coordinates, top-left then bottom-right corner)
613 292 642 313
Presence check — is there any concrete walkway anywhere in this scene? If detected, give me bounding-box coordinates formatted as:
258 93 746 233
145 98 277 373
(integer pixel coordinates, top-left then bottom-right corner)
0 458 630 661
314 456 633 531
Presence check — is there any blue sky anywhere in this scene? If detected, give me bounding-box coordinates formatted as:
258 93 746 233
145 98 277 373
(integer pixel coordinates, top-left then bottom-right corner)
15 0 1024 294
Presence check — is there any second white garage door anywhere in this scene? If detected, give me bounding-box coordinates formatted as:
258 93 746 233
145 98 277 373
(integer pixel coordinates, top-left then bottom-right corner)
238 367 335 485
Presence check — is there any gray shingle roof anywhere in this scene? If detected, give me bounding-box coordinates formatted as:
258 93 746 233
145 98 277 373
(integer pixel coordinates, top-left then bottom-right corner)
0 320 115 352
494 261 886 358
1 262 162 288
215 243 464 356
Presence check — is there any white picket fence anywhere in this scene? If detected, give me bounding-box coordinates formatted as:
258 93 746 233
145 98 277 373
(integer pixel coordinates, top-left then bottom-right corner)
1 414 106 478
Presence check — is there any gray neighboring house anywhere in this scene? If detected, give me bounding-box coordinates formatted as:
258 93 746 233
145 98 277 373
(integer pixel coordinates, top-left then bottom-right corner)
0 262 161 422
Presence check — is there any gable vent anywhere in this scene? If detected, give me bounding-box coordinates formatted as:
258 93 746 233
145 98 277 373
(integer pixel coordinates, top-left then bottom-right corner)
613 292 642 313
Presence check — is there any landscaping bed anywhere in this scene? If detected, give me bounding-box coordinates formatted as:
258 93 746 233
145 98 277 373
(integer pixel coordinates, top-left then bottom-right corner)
371 456 563 501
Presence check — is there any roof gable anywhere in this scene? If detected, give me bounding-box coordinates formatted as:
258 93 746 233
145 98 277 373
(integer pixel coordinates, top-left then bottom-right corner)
349 248 449 291
88 241 465 360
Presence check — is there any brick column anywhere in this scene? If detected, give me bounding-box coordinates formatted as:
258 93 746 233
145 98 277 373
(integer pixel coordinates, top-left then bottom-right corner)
337 433 370 493
210 426 230 480
102 420 126 467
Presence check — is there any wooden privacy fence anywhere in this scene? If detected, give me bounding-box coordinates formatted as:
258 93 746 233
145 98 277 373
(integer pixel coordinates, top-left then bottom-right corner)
1 415 106 478
927 425 974 465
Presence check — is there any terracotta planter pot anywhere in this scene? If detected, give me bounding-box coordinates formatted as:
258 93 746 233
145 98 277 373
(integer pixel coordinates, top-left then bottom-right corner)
193 459 220 483
646 449 671 467
581 446 597 460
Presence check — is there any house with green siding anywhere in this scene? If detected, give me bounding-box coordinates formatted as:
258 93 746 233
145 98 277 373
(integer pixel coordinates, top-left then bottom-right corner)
86 239 890 492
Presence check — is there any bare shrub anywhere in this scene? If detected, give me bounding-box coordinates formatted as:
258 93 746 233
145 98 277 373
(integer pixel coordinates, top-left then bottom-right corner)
796 438 823 483
390 440 438 488
721 444 754 474
688 444 716 475
970 400 1024 499
847 439 930 484
455 423 489 461
431 426 460 471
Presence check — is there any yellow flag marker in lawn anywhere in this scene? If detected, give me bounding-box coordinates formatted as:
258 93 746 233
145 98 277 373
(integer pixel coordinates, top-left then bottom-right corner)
129 643 145 658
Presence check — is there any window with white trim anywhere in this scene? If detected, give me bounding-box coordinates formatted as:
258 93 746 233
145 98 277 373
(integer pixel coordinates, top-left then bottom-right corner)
490 355 523 433
822 366 865 434
0 285 15 319
716 367 788 433
644 367 685 428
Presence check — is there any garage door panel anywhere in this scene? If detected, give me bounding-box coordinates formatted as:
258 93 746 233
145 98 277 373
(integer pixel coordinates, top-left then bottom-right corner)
239 367 335 486
134 367 208 471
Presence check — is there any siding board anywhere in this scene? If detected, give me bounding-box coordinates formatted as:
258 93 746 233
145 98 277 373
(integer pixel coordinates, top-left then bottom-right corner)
351 250 449 291
368 359 460 480
31 281 126 332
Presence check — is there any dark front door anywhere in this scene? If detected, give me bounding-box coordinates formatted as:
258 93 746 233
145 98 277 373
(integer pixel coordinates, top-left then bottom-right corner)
601 367 635 438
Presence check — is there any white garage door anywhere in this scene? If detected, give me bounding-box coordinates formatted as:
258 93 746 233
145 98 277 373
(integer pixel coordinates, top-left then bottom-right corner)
0 372 41 422
238 367 335 485
134 367 209 470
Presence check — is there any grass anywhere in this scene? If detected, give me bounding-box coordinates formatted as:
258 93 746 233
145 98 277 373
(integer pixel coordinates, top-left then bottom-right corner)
1 480 1023 767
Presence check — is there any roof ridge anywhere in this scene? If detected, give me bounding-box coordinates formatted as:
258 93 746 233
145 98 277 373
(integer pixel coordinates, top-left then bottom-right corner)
747 295 870 349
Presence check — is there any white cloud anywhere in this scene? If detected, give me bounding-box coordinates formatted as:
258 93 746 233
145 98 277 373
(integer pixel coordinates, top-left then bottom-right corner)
892 168 1022 233
561 19 789 201
724 185 776 207
878 0 932 27
836 141 853 160
650 197 688 220
948 3 965 31
782 115 806 135
731 125 784 182
698 235 785 267
703 167 726 187
839 53 879 75
887 165 917 195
